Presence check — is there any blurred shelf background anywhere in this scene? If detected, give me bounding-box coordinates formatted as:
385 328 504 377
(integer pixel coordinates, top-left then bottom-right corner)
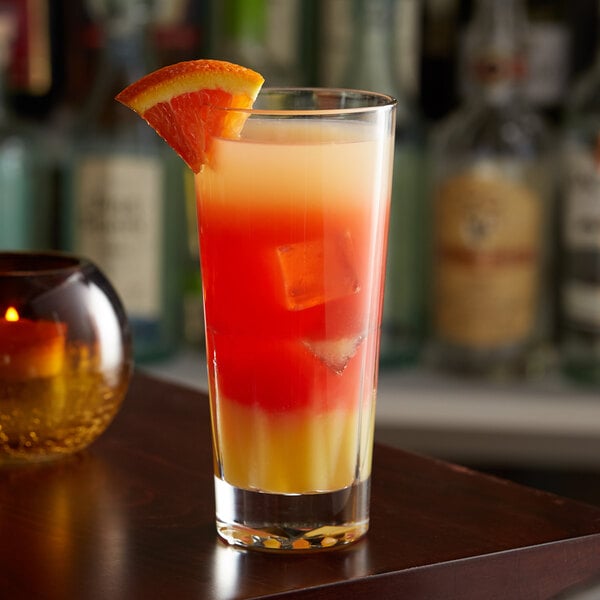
1 0 600 507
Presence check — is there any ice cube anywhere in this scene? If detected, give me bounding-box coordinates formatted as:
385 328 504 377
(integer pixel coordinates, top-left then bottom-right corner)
277 231 360 311
303 334 364 374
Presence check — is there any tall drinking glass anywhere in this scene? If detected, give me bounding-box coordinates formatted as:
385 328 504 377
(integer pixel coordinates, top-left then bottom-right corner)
195 89 396 551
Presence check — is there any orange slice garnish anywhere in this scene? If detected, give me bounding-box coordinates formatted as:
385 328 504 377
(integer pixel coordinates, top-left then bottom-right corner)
116 59 264 172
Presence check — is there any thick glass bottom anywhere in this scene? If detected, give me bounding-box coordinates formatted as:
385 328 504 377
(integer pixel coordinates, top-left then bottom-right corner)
214 476 370 552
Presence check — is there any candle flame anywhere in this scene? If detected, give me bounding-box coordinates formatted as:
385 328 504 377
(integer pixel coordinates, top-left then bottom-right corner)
4 306 19 322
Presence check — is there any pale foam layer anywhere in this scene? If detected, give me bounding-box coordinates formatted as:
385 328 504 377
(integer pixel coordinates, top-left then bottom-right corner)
240 117 384 144
199 119 392 210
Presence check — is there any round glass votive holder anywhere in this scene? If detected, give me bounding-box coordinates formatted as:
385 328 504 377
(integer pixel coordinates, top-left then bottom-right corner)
0 251 133 464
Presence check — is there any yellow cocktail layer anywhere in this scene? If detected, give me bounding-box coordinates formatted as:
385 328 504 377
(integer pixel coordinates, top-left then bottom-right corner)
214 396 375 494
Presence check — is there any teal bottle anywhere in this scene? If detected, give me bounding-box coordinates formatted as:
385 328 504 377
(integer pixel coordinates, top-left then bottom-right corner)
0 10 51 251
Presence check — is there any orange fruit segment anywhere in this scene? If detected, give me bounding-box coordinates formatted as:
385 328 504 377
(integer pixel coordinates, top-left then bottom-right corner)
115 59 264 172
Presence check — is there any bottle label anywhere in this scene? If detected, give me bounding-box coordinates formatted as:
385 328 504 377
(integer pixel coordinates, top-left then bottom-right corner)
471 54 525 86
74 155 163 318
564 144 600 250
564 281 600 329
434 172 542 348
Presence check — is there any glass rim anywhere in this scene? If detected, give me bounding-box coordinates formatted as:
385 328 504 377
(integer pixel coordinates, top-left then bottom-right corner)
223 87 397 116
0 251 86 276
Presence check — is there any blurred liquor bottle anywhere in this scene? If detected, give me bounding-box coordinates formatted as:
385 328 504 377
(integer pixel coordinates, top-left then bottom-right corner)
560 1 600 386
429 0 555 378
339 0 427 367
211 0 301 86
62 0 186 362
0 1 52 251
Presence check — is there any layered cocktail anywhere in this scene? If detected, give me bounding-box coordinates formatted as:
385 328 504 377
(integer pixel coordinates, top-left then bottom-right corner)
196 91 395 550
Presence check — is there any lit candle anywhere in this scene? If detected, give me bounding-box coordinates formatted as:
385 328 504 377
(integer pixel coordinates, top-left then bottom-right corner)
0 307 67 381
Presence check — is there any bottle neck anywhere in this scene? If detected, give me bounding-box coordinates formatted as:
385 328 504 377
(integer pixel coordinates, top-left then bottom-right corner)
81 22 154 134
463 0 529 106
103 25 152 84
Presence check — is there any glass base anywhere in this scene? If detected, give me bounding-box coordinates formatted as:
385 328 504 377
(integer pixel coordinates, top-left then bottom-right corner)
214 476 370 552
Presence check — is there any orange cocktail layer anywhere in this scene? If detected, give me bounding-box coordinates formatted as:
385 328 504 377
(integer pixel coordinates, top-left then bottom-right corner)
196 119 389 494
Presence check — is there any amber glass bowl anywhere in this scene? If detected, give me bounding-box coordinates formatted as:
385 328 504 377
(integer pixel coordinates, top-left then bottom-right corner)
0 251 133 463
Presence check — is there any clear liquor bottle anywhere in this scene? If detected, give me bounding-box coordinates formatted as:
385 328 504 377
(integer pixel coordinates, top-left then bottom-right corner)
62 0 185 362
560 3 600 385
0 7 51 251
429 0 554 378
339 0 427 367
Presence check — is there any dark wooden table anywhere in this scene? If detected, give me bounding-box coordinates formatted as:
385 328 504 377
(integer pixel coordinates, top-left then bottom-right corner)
2 372 600 599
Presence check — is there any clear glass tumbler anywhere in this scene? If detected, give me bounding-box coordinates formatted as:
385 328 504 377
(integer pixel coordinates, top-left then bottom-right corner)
195 89 396 551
